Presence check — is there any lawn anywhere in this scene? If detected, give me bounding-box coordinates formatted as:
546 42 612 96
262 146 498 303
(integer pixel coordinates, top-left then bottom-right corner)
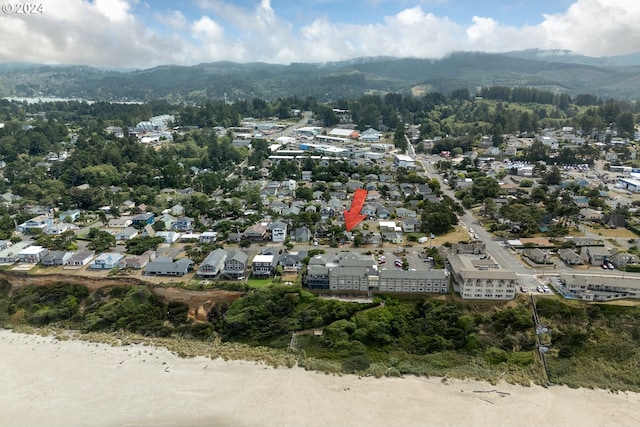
247 278 273 289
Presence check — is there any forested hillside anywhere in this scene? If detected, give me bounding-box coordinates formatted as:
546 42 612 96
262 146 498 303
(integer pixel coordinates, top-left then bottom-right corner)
2 52 640 102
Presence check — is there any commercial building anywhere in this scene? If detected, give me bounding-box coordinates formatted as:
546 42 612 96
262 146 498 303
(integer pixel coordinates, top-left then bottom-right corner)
447 253 517 300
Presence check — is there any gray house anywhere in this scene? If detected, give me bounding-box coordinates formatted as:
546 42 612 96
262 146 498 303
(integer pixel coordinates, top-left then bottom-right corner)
145 256 193 276
41 250 73 266
581 246 611 265
290 226 312 243
115 227 139 241
558 248 583 265
222 250 248 279
197 248 227 277
65 250 95 266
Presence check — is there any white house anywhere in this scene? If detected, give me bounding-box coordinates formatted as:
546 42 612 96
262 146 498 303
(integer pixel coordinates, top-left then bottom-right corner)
268 220 288 243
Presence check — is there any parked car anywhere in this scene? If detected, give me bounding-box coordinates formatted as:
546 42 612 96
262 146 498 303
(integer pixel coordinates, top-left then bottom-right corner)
520 286 529 293
607 262 615 269
601 263 609 269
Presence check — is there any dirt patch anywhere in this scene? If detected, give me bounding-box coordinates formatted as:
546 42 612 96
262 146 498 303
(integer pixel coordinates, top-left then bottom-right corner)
152 287 243 321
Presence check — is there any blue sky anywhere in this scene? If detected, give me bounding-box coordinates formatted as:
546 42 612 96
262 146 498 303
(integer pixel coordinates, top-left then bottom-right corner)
0 0 637 68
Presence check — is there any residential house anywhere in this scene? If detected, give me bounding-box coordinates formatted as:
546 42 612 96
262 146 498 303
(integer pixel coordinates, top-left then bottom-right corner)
523 248 548 264
90 252 124 270
401 218 421 233
108 217 133 228
0 241 33 264
269 200 287 215
580 208 604 222
382 231 403 244
172 216 194 231
145 256 193 276
558 248 583 265
222 250 248 279
244 223 268 241
376 206 391 219
395 208 417 218
361 204 377 218
363 231 381 245
282 206 300 216
581 246 611 266
115 227 139 241
572 196 590 209
117 251 154 270
268 220 288 243
227 232 243 243
41 250 73 266
44 222 77 236
197 248 227 277
132 213 155 226
18 246 48 263
610 252 639 269
252 254 279 278
156 231 180 244
290 226 312 243
16 215 49 233
156 213 176 230
199 231 218 244
119 200 136 212
59 209 81 222
65 250 95 267
278 251 307 273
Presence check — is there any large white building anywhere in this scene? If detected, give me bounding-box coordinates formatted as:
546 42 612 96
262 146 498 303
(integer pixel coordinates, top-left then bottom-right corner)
448 254 517 300
616 177 640 193
393 154 416 169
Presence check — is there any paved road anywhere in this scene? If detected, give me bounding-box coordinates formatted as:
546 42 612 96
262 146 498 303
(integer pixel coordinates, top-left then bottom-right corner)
418 156 569 290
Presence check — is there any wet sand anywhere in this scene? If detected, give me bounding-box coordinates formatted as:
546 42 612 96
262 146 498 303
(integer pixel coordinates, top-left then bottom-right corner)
0 330 638 427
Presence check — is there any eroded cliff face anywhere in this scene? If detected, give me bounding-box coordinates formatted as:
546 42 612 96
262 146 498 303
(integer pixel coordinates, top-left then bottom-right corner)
0 271 243 321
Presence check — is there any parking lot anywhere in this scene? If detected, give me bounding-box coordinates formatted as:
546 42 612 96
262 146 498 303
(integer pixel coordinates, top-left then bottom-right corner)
376 248 435 272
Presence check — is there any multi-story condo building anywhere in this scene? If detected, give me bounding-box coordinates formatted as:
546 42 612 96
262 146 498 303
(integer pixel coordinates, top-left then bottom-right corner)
447 253 517 300
559 273 640 301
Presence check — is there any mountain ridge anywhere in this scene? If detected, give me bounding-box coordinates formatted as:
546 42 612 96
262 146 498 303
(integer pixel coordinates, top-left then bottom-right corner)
1 50 639 102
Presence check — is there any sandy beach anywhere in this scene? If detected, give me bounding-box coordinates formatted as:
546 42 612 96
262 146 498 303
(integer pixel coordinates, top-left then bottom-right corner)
0 330 638 427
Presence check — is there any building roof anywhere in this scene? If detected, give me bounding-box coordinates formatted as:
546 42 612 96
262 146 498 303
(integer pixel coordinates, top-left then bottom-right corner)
253 254 275 263
201 248 227 266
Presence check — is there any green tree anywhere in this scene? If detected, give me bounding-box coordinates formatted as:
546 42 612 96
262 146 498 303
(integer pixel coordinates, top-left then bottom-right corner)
87 228 116 253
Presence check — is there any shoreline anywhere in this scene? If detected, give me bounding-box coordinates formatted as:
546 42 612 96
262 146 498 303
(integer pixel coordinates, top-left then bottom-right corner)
1 329 639 427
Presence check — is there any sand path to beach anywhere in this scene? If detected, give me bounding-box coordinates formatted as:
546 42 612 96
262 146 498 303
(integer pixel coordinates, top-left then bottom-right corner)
0 330 638 427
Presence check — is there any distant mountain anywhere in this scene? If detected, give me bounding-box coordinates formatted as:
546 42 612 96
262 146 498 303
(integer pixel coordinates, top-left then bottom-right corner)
502 49 640 67
1 51 640 102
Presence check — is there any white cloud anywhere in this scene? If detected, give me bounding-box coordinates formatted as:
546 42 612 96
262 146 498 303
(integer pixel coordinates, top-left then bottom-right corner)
0 0 639 68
